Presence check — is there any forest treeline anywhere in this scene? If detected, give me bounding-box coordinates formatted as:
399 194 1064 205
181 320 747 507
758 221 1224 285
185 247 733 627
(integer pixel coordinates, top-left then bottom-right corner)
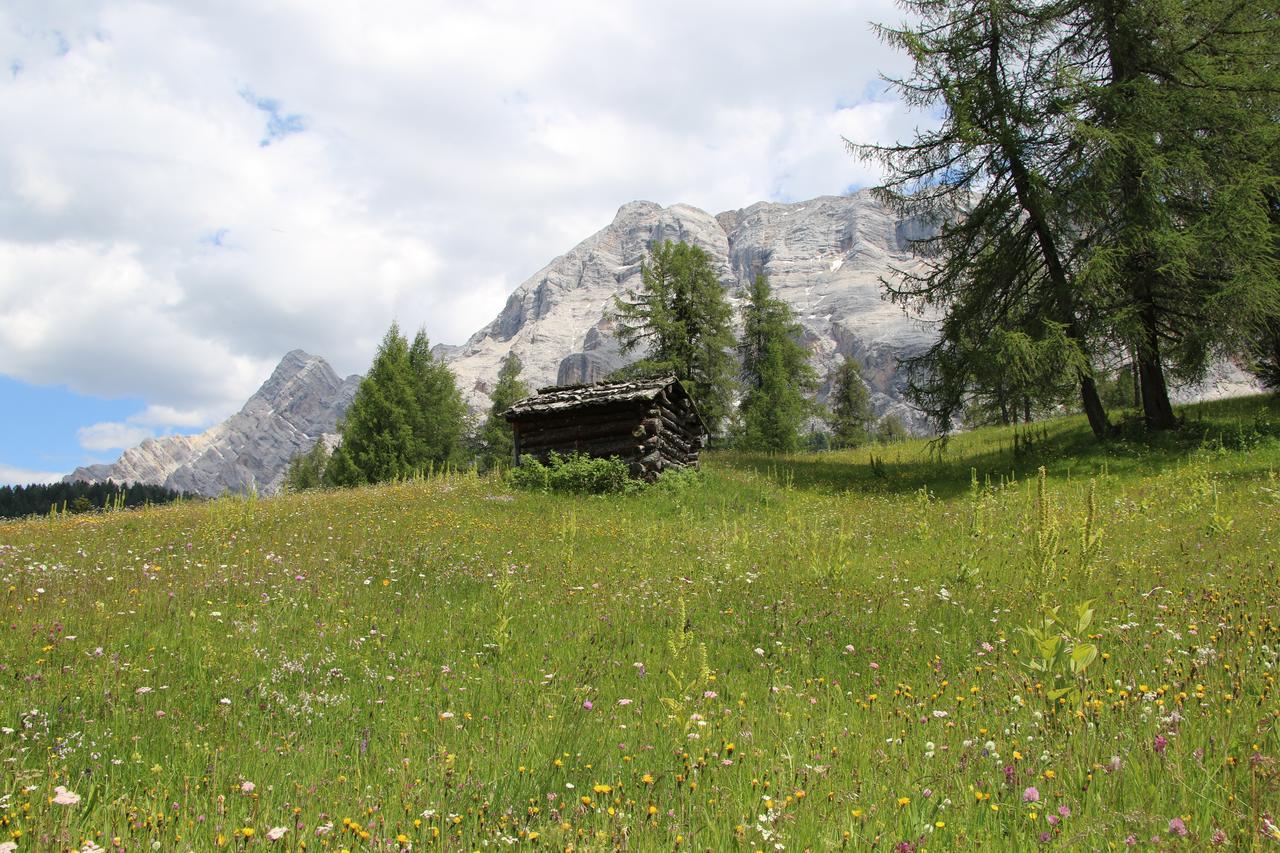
0 480 192 520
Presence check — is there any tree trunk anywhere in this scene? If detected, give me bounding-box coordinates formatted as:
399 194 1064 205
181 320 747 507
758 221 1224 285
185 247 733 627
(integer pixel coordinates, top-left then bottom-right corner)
987 15 1109 440
1137 299 1177 429
1079 375 1110 437
1100 0 1175 431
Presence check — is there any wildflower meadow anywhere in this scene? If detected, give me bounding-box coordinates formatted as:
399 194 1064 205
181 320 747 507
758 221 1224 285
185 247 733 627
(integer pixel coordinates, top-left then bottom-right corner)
2 396 1279 851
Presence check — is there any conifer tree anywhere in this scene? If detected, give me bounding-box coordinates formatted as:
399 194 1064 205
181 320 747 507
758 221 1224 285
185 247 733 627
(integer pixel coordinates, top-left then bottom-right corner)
324 323 419 486
477 352 530 470
1063 0 1280 428
863 0 1279 434
611 240 736 432
408 329 468 468
284 440 330 491
859 0 1112 438
736 276 817 452
826 356 875 449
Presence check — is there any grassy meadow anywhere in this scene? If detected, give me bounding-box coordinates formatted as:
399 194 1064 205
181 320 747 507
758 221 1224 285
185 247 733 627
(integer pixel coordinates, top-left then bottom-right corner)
2 396 1279 851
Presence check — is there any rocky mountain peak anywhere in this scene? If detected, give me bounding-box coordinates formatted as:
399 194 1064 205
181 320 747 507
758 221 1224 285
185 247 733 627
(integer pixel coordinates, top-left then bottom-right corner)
441 191 935 427
65 351 360 497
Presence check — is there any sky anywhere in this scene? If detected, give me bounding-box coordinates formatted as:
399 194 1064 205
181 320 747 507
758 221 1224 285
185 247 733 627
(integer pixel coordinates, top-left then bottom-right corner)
0 0 925 485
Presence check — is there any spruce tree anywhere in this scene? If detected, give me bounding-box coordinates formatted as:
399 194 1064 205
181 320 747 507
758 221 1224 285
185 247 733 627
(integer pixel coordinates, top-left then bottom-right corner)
826 356 874 449
736 276 817 452
478 352 530 470
324 323 419 486
611 240 736 432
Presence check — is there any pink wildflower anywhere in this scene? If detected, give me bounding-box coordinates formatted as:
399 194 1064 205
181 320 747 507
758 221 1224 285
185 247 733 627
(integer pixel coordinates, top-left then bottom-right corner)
266 826 288 841
1168 817 1188 837
53 785 81 806
1023 786 1040 803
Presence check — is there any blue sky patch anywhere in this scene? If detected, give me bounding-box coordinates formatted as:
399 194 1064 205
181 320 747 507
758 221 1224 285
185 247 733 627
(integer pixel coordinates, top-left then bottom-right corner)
0 375 146 478
239 87 307 146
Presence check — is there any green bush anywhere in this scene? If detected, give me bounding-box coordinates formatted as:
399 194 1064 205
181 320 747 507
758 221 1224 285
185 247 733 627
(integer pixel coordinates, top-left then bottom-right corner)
507 452 639 495
651 465 703 494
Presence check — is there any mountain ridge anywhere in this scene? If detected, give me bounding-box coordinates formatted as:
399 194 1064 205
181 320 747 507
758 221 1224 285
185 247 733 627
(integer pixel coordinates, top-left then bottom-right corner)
438 190 937 428
65 350 359 497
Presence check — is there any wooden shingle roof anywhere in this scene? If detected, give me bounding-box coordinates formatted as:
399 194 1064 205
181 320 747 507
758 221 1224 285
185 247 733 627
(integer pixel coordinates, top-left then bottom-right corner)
503 375 707 432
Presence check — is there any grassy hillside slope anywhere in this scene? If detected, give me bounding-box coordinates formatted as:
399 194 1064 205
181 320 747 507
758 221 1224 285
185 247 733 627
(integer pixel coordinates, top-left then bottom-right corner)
2 396 1278 850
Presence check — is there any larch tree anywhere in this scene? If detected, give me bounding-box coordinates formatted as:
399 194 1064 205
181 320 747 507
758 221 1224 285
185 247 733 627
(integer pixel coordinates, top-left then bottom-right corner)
826 356 875 449
611 240 736 433
408 329 468 469
858 0 1113 438
477 352 530 470
1061 0 1280 428
736 275 817 452
325 323 419 486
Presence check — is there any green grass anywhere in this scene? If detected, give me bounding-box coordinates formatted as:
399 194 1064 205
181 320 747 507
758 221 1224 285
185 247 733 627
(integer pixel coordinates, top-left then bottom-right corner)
2 395 1279 851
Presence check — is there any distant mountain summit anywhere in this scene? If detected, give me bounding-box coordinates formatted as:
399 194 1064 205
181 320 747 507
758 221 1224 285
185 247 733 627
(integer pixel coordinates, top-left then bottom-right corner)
65 350 359 497
437 191 938 429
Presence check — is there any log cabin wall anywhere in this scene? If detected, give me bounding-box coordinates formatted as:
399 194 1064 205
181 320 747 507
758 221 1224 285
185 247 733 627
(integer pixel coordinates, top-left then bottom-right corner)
504 377 707 481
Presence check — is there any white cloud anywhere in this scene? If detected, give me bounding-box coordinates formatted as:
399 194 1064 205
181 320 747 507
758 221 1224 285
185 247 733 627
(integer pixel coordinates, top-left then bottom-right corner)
76 421 155 452
0 463 64 486
0 0 926 430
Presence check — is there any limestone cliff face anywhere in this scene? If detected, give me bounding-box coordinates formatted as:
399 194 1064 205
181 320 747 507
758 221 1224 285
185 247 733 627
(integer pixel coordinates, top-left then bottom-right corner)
441 191 936 427
65 351 359 497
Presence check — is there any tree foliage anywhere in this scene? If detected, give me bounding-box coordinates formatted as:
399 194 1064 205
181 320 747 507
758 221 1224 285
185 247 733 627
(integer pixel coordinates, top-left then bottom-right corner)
477 352 530 471
325 323 468 487
283 440 331 492
0 480 191 520
735 276 818 452
611 240 736 433
1063 0 1280 428
861 0 1279 435
826 356 875 449
409 329 468 466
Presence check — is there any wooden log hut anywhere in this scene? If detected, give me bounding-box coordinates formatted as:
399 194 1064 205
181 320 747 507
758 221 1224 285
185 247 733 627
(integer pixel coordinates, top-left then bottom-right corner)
502 376 708 480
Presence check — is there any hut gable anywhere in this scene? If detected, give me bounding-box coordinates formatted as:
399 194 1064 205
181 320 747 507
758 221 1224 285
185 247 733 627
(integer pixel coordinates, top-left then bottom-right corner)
503 376 708 480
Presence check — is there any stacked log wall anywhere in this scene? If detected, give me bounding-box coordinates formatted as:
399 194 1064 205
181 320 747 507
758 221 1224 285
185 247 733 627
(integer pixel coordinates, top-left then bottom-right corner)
510 393 705 481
